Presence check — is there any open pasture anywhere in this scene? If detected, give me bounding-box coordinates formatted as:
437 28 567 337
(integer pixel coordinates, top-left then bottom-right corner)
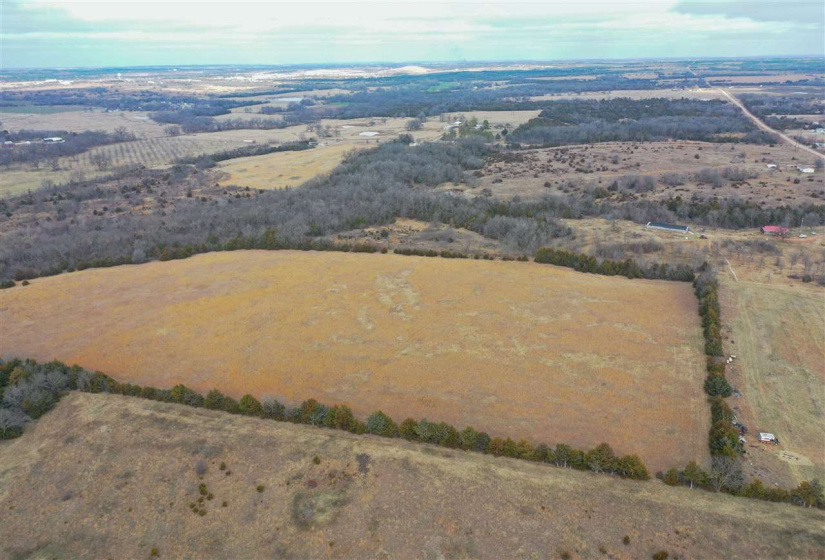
1 392 821 560
466 140 824 206
0 250 708 471
0 108 167 137
722 280 825 486
219 142 361 189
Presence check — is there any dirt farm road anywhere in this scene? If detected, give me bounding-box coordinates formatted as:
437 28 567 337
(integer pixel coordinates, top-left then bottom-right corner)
718 88 825 162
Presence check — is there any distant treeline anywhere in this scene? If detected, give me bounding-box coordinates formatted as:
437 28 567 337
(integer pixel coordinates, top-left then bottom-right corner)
0 88 251 113
3 139 825 282
0 357 650 482
324 75 701 119
0 128 136 166
738 95 825 132
509 98 777 146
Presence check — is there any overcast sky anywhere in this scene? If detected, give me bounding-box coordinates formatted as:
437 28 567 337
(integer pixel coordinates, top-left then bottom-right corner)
2 0 823 68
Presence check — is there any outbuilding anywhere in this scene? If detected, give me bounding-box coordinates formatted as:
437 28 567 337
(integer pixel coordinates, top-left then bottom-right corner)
645 222 691 234
797 165 815 174
761 225 789 235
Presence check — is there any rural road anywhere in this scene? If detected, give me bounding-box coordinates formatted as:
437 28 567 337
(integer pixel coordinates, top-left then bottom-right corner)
718 88 825 162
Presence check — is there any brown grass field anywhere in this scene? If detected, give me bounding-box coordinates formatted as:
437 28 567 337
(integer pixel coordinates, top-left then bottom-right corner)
219 143 362 189
467 140 824 206
0 251 708 472
721 280 825 486
2 393 822 560
0 108 167 137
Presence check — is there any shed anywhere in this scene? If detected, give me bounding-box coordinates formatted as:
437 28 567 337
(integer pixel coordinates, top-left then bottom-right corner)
645 222 690 234
766 163 777 169
797 165 815 174
761 225 789 235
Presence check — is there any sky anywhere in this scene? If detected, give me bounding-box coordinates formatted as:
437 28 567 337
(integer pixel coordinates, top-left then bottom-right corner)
2 0 824 68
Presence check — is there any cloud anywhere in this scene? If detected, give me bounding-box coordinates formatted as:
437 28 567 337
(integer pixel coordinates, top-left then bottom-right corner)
673 0 824 24
1 0 822 67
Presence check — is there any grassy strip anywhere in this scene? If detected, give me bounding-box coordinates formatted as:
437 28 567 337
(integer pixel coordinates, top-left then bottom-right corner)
0 358 649 481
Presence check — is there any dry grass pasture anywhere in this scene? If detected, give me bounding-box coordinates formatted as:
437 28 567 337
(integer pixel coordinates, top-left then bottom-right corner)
722 280 825 486
0 108 167 137
465 141 824 206
2 393 822 560
0 251 707 471
219 143 361 189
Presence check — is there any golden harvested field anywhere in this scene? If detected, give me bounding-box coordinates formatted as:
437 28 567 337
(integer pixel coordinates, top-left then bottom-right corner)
2 392 822 560
219 143 361 189
0 251 708 471
722 280 825 486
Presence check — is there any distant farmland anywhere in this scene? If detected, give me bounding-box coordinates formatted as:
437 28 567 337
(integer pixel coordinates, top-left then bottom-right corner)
0 135 251 197
0 250 708 471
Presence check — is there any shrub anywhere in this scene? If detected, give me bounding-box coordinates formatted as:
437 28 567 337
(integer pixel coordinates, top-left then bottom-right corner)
256 485 265 493
663 467 680 486
709 420 741 457
623 536 630 545
652 551 669 560
262 398 286 420
586 443 617 473
459 426 490 453
704 374 732 397
366 410 399 437
682 461 708 489
170 384 204 407
790 479 825 508
239 394 263 417
617 454 650 480
709 395 733 423
399 418 418 440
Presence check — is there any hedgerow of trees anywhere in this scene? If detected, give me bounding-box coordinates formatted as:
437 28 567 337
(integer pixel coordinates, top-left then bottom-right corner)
0 358 649 482
534 247 695 282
